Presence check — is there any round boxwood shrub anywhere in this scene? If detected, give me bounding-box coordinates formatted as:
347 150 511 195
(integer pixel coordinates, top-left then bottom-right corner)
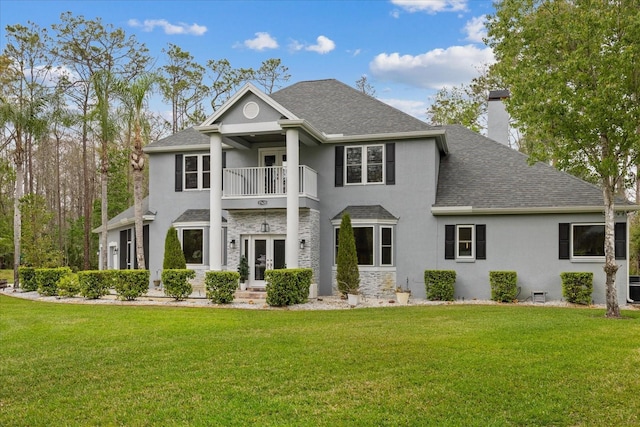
113 270 150 301
57 273 80 298
560 272 593 305
78 270 112 299
205 271 239 304
18 267 37 292
35 267 72 296
162 269 195 300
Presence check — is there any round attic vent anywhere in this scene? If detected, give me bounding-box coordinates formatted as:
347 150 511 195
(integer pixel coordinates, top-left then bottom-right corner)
243 101 259 119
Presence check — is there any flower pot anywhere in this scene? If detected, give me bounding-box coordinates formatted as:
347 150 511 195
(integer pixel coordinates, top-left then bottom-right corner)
396 291 410 305
347 293 359 306
153 280 161 288
240 282 247 291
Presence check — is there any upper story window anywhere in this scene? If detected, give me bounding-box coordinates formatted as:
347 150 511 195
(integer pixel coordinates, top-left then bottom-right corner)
346 145 384 185
184 155 210 190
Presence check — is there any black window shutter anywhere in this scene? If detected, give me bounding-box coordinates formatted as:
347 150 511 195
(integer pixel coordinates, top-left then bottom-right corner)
445 225 455 259
143 224 150 269
386 143 395 185
335 146 344 187
175 154 183 192
559 223 570 259
615 222 626 260
119 230 127 270
476 224 486 260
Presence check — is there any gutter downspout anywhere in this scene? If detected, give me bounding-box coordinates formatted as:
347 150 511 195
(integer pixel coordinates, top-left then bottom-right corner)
627 213 633 303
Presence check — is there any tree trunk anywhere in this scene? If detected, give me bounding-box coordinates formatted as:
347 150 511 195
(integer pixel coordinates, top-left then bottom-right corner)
82 118 91 270
133 159 145 270
13 141 24 289
100 152 108 271
603 182 620 318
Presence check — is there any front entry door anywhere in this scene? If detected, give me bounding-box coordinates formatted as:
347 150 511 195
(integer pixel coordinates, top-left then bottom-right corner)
245 235 286 288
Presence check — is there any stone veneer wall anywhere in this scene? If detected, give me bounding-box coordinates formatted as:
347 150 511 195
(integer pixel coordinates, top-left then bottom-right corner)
226 208 320 284
331 269 397 298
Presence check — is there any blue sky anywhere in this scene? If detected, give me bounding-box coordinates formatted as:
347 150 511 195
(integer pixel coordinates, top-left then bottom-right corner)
1 0 496 120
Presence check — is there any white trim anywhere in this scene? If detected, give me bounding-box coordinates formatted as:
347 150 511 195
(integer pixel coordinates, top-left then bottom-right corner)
380 226 393 266
93 214 155 233
344 144 385 186
331 218 398 226
456 224 475 260
173 221 210 228
183 154 210 191
570 223 606 261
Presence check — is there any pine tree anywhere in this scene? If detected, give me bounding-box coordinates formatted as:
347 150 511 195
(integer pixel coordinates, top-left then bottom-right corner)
336 213 359 295
163 226 186 269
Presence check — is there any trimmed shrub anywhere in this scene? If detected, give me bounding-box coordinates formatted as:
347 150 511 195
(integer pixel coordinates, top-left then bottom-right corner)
266 268 313 307
57 273 80 298
424 270 456 301
561 272 593 305
162 269 195 300
35 267 72 296
205 271 240 304
163 227 186 269
490 271 518 302
336 213 359 296
78 270 112 299
113 270 150 301
18 267 37 292
237 255 249 283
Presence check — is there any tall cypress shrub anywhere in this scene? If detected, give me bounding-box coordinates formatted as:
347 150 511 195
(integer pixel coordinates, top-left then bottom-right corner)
163 226 186 269
336 213 359 296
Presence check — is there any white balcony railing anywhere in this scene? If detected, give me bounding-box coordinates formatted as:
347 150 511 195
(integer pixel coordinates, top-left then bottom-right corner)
223 165 318 199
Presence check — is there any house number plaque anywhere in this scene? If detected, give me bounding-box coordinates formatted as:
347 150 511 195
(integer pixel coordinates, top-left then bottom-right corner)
258 200 268 206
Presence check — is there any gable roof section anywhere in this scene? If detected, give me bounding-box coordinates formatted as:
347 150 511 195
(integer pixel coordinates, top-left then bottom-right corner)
271 79 434 136
92 197 155 233
433 125 634 214
173 209 227 224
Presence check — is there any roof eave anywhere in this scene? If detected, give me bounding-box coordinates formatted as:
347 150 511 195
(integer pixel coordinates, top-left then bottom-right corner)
92 214 156 234
431 205 640 216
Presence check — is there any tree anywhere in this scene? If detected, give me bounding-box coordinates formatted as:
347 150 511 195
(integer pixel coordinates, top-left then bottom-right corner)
163 226 186 269
118 73 158 270
487 0 640 318
159 44 206 133
355 75 376 97
20 193 63 267
336 213 359 296
205 58 254 111
51 12 150 269
426 85 483 132
91 70 118 270
0 23 51 287
254 58 290 94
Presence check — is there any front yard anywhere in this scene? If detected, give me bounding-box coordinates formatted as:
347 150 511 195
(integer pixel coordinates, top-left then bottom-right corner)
1 295 639 426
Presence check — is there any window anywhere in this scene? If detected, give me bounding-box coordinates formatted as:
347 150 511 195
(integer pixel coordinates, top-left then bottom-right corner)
457 225 474 259
381 227 393 265
334 225 393 266
184 155 210 190
572 224 605 258
445 224 486 260
183 229 204 264
346 145 384 185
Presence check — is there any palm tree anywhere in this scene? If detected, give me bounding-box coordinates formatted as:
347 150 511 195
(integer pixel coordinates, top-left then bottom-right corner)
118 73 158 270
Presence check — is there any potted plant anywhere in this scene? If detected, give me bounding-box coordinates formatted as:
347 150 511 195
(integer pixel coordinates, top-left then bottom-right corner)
237 255 249 291
395 278 411 305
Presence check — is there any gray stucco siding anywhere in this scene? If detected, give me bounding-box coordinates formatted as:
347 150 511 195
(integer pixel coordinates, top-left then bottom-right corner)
433 213 630 305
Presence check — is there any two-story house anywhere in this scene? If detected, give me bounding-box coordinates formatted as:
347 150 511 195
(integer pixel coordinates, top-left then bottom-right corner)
98 79 636 304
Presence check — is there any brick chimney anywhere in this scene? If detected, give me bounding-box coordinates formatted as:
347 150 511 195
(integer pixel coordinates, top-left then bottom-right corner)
487 90 510 146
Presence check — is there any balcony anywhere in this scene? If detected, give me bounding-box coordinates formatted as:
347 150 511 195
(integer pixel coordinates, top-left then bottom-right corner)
222 166 318 209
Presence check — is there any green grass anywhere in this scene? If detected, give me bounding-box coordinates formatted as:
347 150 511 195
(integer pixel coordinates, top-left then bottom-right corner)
1 296 640 426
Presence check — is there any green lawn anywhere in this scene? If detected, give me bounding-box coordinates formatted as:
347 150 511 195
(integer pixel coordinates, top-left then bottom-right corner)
1 296 639 426
0 269 13 282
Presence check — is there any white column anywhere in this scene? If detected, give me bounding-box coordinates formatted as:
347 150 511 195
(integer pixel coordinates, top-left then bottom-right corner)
286 128 299 268
209 133 223 270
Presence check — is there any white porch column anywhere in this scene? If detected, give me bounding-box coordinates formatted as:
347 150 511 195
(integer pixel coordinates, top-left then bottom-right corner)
286 128 299 268
209 133 223 271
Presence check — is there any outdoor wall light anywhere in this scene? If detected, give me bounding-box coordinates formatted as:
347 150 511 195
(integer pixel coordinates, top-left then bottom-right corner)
114 247 118 255
229 239 236 249
299 239 306 249
261 221 270 233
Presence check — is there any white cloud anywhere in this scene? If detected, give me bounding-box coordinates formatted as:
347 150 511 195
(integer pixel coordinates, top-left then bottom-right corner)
464 15 487 43
370 44 495 90
379 98 428 119
288 40 305 52
306 35 335 54
243 32 279 51
391 0 467 14
128 19 207 36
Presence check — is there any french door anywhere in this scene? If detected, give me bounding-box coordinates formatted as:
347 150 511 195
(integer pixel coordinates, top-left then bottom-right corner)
243 235 286 288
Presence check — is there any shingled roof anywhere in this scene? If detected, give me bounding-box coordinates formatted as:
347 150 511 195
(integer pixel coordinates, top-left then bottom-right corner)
434 125 629 211
332 205 398 221
146 126 209 150
271 79 434 136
